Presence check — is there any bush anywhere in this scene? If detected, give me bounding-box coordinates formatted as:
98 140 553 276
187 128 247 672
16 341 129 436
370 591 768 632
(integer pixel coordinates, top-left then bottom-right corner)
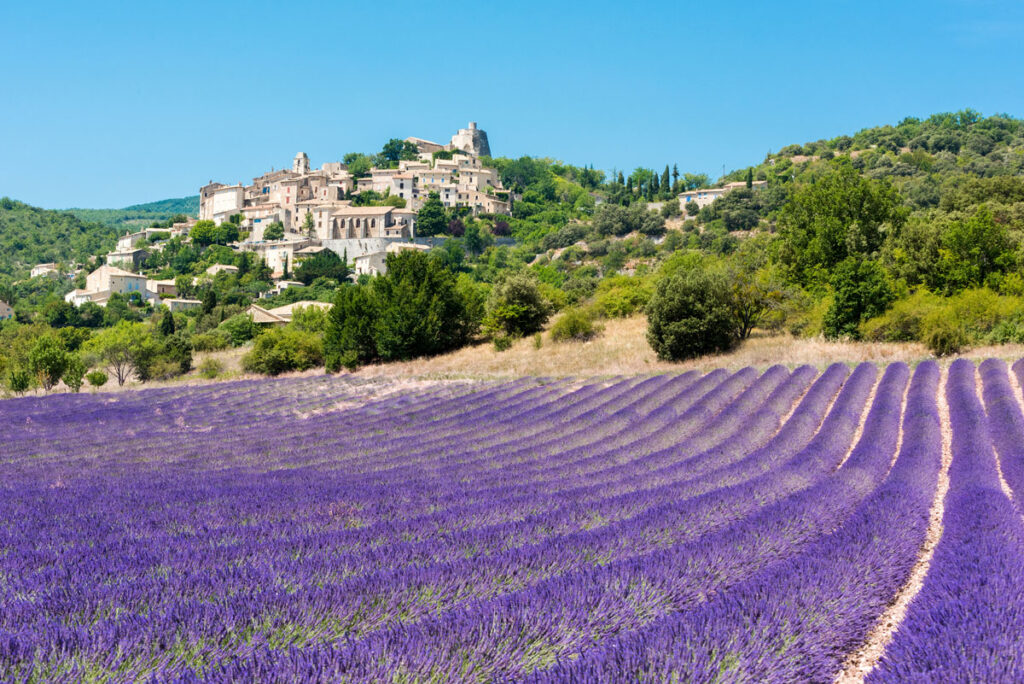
242 328 324 375
922 314 967 356
218 314 259 346
533 332 543 349
550 308 602 342
592 276 652 318
860 289 942 342
493 334 514 352
62 355 86 393
646 269 737 361
7 368 30 395
198 358 224 379
484 271 551 337
85 370 107 388
191 330 231 352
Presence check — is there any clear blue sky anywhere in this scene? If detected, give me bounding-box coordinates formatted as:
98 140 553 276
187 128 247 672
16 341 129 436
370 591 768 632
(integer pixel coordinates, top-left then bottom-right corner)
2 0 1023 209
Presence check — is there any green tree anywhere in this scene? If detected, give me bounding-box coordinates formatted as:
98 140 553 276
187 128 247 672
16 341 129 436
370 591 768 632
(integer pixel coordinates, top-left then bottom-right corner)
823 258 896 340
62 354 86 393
777 161 905 283
303 211 315 236
483 271 551 337
190 220 219 246
373 251 472 360
416 192 447 237
343 153 373 178
745 167 754 189
158 308 176 336
85 321 149 386
262 221 285 241
380 138 419 163
28 335 68 391
324 285 378 371
661 165 671 197
294 249 350 285
646 269 737 361
936 205 1014 293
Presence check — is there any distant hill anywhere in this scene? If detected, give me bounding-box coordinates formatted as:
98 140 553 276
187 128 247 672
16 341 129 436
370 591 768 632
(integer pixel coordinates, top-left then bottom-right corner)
67 195 199 232
0 198 119 279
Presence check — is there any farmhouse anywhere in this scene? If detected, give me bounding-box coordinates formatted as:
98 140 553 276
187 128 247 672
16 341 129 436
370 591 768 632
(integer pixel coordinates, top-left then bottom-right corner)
247 300 332 326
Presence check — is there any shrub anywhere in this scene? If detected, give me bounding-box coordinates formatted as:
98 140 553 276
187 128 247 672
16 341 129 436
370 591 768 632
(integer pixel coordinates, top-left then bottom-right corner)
493 334 514 352
85 370 108 388
860 289 943 342
191 330 231 352
8 368 30 395
646 269 737 361
533 332 543 349
484 271 551 337
592 276 652 318
550 308 602 342
198 358 224 379
242 328 323 376
218 314 259 346
922 314 967 356
62 355 86 393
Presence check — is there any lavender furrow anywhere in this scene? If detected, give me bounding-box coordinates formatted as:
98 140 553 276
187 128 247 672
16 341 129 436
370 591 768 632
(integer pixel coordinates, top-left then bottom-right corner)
184 364 895 681
980 358 1024 512
867 359 1024 682
527 361 938 683
0 366 875 679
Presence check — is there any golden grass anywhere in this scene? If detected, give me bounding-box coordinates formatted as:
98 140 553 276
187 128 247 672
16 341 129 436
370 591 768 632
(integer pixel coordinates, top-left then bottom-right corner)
354 315 1024 380
26 315 1024 397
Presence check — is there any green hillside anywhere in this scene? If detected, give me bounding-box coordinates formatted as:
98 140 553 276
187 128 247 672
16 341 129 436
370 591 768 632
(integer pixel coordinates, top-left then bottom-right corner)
0 198 118 278
68 195 199 231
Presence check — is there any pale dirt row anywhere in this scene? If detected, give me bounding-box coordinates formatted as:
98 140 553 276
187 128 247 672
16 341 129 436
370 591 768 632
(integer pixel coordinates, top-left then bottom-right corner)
835 366 953 683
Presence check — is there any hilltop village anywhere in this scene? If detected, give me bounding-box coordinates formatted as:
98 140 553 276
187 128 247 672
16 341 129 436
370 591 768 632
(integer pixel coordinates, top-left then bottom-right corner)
58 123 513 310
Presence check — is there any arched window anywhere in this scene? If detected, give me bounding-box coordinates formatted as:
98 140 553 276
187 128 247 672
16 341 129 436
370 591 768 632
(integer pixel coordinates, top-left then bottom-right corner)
370 219 376 228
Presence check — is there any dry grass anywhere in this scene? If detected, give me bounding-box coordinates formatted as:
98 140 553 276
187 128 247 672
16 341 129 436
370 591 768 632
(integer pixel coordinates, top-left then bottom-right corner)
21 315 1024 397
354 315 1024 380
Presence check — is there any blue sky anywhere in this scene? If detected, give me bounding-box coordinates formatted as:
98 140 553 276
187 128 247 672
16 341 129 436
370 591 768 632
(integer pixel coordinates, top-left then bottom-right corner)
2 0 1023 209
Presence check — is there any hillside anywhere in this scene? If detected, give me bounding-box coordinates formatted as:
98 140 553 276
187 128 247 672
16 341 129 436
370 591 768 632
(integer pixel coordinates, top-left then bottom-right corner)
0 198 118 278
68 195 198 231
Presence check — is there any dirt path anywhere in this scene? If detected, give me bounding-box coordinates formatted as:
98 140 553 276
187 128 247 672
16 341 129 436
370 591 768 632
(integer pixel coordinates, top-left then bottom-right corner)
834 366 953 683
836 370 880 470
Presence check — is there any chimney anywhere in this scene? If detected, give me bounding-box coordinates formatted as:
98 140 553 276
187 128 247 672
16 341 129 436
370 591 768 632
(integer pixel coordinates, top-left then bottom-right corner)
468 121 477 130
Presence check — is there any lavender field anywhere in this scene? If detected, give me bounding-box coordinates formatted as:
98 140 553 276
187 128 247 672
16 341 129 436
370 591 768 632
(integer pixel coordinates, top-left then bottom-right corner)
2 359 1024 682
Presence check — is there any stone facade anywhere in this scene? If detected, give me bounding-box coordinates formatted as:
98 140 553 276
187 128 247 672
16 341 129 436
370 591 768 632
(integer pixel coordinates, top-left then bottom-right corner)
200 123 510 263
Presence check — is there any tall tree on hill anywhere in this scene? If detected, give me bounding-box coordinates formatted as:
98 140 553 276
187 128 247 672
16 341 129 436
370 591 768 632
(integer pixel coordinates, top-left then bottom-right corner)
303 211 315 237
617 171 625 185
746 167 754 189
416 192 447 237
672 164 680 186
777 161 906 284
661 165 671 197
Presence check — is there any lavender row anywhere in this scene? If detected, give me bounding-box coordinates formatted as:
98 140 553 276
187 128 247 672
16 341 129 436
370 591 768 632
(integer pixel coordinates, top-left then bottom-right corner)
528 361 936 682
166 365 887 681
868 359 1024 681
0 368 870 679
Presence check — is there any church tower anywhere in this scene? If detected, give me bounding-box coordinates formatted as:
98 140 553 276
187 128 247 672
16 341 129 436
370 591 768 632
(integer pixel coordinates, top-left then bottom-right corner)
292 152 310 174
